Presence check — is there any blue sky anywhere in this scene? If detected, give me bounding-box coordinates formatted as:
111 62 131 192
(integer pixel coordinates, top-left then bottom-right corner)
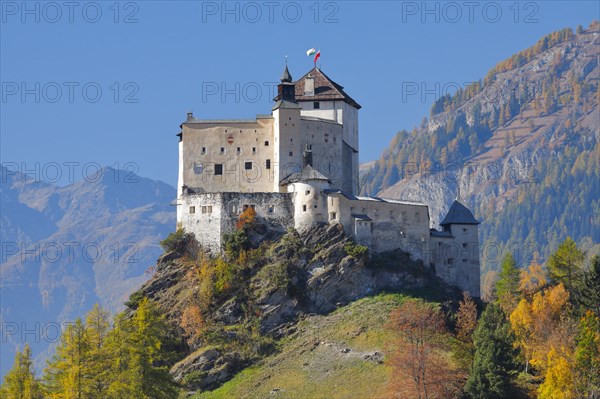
1 1 598 187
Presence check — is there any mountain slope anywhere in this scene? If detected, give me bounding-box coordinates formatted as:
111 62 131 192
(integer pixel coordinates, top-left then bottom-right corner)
361 22 600 274
0 166 176 375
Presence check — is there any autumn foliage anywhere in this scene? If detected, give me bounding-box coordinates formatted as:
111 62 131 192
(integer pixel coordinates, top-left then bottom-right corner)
387 301 464 399
236 207 256 230
181 305 205 348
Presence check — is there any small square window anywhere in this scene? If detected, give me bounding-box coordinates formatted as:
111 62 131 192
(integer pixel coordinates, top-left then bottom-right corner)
245 162 252 170
268 205 274 213
201 147 207 155
331 212 337 220
189 206 195 214
220 147 225 154
236 147 241 155
252 147 257 154
305 190 310 195
289 151 293 157
215 164 223 175
208 205 212 214
266 159 271 169
314 101 320 109
302 205 307 212
264 141 269 146
462 243 468 248
202 206 207 214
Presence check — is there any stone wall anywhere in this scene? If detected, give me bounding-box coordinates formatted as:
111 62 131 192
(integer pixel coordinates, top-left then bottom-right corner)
430 224 480 297
179 192 294 253
325 192 431 264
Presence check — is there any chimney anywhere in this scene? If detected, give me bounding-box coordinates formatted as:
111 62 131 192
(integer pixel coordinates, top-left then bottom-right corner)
303 145 313 167
187 111 193 121
304 74 315 96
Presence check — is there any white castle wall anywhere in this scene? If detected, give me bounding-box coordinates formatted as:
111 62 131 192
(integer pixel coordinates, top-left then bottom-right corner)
179 192 294 252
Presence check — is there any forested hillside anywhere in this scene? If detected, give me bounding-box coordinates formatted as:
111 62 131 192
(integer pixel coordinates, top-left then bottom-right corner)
361 22 599 276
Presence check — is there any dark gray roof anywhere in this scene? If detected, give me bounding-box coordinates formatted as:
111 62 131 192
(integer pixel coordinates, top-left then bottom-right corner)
272 99 302 111
440 200 479 226
280 165 330 185
281 64 292 83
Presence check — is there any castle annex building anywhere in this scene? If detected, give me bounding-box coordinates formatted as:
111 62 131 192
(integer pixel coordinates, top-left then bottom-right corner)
176 65 481 297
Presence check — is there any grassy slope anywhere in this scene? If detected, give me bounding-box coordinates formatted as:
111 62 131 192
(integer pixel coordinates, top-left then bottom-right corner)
194 293 424 399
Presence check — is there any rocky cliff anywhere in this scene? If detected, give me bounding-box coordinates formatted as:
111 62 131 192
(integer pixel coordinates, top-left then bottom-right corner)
131 224 458 393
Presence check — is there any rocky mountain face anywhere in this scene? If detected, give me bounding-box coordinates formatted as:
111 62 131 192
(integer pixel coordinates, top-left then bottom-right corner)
361 22 599 273
0 166 175 375
132 224 458 393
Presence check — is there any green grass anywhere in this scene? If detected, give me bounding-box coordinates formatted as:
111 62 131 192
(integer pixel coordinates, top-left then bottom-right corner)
193 293 414 399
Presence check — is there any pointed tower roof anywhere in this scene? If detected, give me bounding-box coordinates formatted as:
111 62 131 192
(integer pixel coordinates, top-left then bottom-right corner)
281 64 293 83
440 200 480 226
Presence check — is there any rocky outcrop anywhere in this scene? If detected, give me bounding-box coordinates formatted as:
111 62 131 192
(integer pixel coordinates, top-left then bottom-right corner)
170 347 246 391
133 223 456 393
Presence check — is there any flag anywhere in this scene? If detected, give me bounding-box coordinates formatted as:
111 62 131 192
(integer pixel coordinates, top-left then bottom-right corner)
306 48 316 56
314 50 321 64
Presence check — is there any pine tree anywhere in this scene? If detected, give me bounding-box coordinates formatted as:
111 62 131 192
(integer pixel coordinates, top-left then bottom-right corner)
579 255 600 316
547 237 585 301
496 253 521 315
1 345 43 399
85 304 111 399
465 302 519 399
44 318 91 398
573 311 600 399
105 298 178 399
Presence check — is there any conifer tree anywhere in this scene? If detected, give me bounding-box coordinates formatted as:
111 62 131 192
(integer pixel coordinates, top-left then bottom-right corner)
85 304 111 399
496 253 521 315
573 311 600 399
547 237 585 301
44 318 91 399
465 302 519 399
105 298 178 399
579 255 600 316
1 345 43 399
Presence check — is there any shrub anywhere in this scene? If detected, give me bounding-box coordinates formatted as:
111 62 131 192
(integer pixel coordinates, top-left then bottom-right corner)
344 242 369 260
223 229 251 259
180 305 205 348
124 291 145 310
160 228 188 252
214 257 238 294
236 207 256 230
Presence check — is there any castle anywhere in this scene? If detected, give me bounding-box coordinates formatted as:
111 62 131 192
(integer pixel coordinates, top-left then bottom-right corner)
176 65 481 297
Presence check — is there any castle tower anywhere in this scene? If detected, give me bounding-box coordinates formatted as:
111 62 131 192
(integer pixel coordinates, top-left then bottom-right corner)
432 200 481 297
292 68 361 194
272 65 303 192
281 165 331 231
